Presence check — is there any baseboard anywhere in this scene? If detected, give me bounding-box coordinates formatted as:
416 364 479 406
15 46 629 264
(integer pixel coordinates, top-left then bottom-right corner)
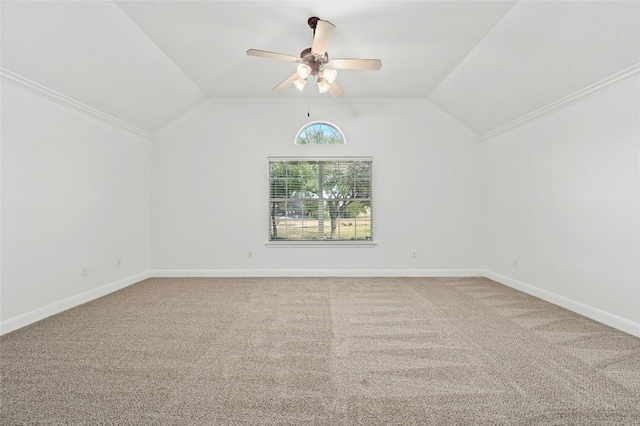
0 271 151 336
150 269 485 278
7 269 634 338
484 270 640 338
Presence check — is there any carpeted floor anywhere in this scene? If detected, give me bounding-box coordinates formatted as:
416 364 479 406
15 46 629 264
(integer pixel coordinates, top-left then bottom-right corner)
1 277 639 425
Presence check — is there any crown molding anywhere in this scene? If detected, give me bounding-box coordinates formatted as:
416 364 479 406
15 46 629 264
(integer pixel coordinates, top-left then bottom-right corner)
206 97 428 105
422 99 481 140
152 99 212 140
0 68 153 140
5 64 637 144
153 67 640 141
479 63 640 141
151 97 452 140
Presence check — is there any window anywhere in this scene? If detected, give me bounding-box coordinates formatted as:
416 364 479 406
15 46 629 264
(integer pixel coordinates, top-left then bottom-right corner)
268 158 373 245
295 121 345 145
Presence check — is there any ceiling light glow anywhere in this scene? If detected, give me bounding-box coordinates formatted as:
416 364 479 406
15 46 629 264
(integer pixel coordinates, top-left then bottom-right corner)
318 79 330 93
294 77 307 91
324 68 338 84
297 64 312 79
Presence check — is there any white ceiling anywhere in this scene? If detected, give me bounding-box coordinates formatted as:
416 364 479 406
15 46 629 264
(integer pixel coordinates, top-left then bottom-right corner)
2 1 638 137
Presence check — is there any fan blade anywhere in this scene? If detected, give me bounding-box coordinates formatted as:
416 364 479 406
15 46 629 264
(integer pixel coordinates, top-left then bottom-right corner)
273 72 299 92
311 19 335 57
247 49 299 62
330 58 382 71
329 81 344 98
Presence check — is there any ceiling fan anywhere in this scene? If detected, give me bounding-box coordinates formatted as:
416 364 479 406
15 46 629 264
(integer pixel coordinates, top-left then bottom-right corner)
247 17 382 98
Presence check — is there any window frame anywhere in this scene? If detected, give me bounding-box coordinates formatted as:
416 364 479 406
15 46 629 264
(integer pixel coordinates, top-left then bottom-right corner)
294 121 346 145
266 156 375 248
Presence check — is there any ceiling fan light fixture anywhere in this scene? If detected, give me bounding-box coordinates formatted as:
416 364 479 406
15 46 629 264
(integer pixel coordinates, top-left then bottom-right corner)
323 68 338 84
318 79 331 93
247 16 382 96
294 77 307 91
297 64 312 79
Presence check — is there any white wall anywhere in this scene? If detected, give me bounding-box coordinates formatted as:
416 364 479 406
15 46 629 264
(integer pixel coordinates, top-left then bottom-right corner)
5 76 637 337
482 79 640 332
151 101 483 275
0 82 151 332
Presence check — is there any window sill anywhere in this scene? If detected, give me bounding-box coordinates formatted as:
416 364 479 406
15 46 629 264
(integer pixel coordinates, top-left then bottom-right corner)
266 240 377 248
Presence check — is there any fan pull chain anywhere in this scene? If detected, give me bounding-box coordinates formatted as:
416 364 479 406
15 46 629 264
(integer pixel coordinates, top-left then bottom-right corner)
307 101 310 117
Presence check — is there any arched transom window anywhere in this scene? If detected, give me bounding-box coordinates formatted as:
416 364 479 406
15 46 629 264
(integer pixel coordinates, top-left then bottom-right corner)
295 121 345 145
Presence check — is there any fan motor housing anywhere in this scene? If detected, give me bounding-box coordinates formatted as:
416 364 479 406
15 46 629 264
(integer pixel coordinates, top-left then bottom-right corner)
300 47 328 77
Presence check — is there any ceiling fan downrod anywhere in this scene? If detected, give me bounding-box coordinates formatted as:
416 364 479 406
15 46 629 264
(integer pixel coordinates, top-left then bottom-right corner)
307 17 320 34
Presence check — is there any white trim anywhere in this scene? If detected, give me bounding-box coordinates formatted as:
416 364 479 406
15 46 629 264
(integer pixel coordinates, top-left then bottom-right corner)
0 271 151 336
0 68 153 140
4 65 638 144
266 241 376 248
154 98 430 139
484 270 640 338
206 97 428 106
201 98 480 140
422 99 480 141
151 269 485 278
479 63 640 141
4 269 636 338
152 99 212 140
269 155 374 162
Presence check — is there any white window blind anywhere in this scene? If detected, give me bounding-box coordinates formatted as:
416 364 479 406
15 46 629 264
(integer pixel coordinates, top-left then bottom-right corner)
268 158 373 244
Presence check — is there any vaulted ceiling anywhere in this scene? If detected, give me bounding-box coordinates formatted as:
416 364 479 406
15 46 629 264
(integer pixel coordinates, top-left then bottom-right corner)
2 1 638 138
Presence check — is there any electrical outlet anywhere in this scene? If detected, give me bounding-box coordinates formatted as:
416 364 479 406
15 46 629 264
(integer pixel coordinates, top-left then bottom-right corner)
412 251 417 258
82 266 89 276
248 251 253 258
116 258 122 267
512 257 518 267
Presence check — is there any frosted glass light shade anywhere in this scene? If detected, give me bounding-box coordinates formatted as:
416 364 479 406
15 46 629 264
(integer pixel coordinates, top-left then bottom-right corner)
324 68 337 84
297 64 312 79
294 77 307 91
318 79 330 93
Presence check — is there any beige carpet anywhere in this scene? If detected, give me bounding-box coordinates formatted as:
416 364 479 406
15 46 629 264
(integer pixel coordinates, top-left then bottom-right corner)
2 277 639 425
